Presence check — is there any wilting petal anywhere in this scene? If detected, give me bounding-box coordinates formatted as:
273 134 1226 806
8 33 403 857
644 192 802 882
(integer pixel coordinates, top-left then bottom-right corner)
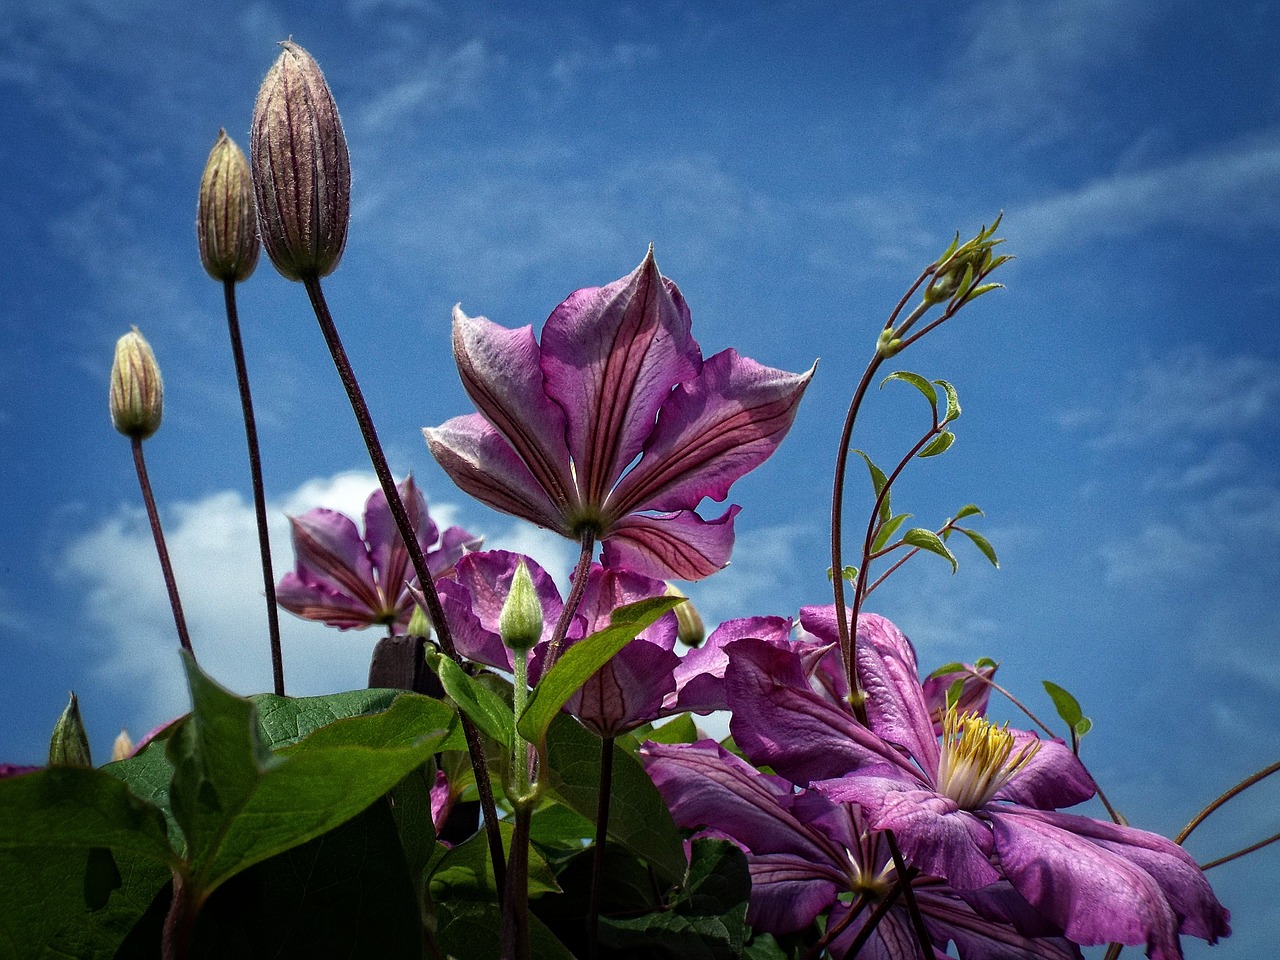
603 505 740 581
451 307 578 511
725 638 913 782
608 348 815 516
988 806 1229 959
668 615 794 714
540 249 701 506
855 613 941 778
426 414 570 534
992 732 1096 810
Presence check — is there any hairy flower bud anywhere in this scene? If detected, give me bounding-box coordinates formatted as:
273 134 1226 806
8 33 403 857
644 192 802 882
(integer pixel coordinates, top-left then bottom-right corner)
251 40 350 281
499 559 543 652
110 327 163 440
111 729 135 762
665 584 705 647
197 129 260 282
49 693 92 767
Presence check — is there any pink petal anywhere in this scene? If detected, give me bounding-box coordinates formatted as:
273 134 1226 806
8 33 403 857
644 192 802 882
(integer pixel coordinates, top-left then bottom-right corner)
425 414 571 534
276 569 383 629
992 732 1096 810
668 615 794 714
608 348 815 516
855 613 941 779
540 249 700 506
284 508 381 614
363 476 437 614
602 505 741 581
567 639 680 737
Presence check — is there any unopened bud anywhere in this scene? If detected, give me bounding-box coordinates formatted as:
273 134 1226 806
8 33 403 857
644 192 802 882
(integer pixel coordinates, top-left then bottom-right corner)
110 327 163 440
49 693 92 767
665 584 705 647
111 729 135 762
251 40 350 281
499 560 543 652
405 603 432 640
197 130 260 282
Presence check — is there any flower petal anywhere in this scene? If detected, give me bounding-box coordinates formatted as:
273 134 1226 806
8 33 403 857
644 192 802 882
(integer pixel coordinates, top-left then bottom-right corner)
425 414 570 534
668 615 794 714
568 639 680 737
276 569 383 629
608 348 814 516
855 613 941 778
282 508 381 615
450 306 577 511
993 732 1096 810
540 249 701 505
363 476 437 614
602 505 740 581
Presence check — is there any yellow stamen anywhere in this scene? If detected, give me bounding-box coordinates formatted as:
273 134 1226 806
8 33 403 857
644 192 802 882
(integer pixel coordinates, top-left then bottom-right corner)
936 708 1040 809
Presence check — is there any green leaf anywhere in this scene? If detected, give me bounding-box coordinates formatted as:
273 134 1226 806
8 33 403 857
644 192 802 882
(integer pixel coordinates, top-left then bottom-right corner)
432 900 576 960
935 379 961 423
872 512 912 553
974 656 999 671
945 677 966 711
428 820 560 900
433 654 515 748
645 713 700 746
902 528 958 573
882 370 938 410
917 430 955 457
542 713 686 883
1042 680 1086 731
252 688 404 748
955 527 999 568
167 656 456 899
1075 718 1094 738
953 503 984 521
854 450 892 521
519 596 682 749
925 662 967 679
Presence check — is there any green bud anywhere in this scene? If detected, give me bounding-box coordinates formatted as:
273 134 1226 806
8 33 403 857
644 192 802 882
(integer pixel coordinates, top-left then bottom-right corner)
251 40 351 281
49 693 92 767
197 129 260 282
405 603 432 640
665 584 705 647
499 559 543 652
109 327 163 440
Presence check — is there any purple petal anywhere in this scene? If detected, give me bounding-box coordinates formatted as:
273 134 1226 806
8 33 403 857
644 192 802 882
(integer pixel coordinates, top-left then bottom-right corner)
540 249 701 506
425 414 571 533
922 662 996 733
429 525 483 578
724 638 914 783
363 476 437 616
602 505 740 581
992 732 1096 810
568 639 680 737
745 854 844 935
816 772 1001 890
855 613 941 778
569 564 673 643
989 806 1229 954
912 882 1084 960
668 615 794 714
608 348 814 516
279 508 382 622
450 307 578 511
276 569 384 629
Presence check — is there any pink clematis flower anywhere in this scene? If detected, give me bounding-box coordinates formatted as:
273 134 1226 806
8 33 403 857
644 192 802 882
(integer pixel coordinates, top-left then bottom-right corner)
423 249 814 581
277 476 480 632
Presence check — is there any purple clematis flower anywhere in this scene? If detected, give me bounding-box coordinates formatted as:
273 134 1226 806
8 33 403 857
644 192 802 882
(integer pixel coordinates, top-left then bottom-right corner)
423 250 814 581
277 476 480 633
723 615 1230 960
642 739 1083 960
437 549 680 737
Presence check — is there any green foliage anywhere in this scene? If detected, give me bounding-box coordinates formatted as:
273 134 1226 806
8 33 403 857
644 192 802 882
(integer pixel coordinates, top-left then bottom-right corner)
902 527 959 573
854 449 892 521
1043 680 1093 741
434 653 516 747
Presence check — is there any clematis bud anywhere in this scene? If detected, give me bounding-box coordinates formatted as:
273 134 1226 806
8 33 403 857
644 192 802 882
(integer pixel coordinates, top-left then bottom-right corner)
197 129 260 282
665 584 705 648
251 40 350 281
49 693 92 767
499 559 542 652
405 603 432 640
111 729 135 761
110 327 163 440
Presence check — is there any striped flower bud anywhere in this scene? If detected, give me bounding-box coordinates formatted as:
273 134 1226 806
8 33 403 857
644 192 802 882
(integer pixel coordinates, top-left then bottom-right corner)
499 559 543 653
197 129 260 282
109 327 163 440
49 693 92 767
251 41 350 281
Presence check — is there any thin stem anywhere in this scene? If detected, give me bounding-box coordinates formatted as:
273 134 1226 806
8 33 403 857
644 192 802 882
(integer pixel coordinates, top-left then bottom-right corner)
222 279 284 696
1176 759 1280 845
885 831 932 960
802 893 868 960
842 883 906 958
1203 830 1280 871
131 438 194 657
499 804 532 960
545 532 596 670
302 275 505 891
161 870 193 960
587 735 616 960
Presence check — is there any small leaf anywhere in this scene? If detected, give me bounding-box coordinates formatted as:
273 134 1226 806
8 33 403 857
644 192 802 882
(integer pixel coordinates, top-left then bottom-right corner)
953 504 984 521
1042 680 1086 730
917 431 955 458
872 513 912 554
974 657 999 671
854 450 892 521
945 678 966 711
1075 718 1093 738
956 527 999 568
935 379 961 423
926 662 967 680
882 370 938 411
433 655 514 748
519 596 682 749
902 528 958 573
843 565 858 583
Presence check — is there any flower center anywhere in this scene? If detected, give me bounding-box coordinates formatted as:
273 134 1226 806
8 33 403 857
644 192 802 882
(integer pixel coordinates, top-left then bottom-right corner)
935 709 1039 809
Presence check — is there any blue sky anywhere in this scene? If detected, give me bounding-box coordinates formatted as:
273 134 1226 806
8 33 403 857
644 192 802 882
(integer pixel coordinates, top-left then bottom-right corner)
2 1 1277 955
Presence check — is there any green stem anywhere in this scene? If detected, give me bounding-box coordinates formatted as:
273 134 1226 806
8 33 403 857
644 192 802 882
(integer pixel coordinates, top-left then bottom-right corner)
161 870 193 960
302 274 505 892
222 278 284 696
131 438 194 657
587 735 615 960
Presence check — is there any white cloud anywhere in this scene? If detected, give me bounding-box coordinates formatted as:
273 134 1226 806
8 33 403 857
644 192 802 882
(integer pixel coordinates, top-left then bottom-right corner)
353 38 493 135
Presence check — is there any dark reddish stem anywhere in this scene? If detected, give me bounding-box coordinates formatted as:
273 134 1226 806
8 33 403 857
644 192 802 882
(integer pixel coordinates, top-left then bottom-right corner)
587 734 615 960
131 438 194 657
222 278 284 695
544 532 596 670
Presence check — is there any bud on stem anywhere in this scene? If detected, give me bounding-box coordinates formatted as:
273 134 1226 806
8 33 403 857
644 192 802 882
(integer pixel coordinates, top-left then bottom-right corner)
109 327 163 440
198 130 260 283
49 693 92 767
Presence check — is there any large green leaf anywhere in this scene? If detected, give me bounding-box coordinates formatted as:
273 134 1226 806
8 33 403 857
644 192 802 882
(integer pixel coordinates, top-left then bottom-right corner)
434 654 515 747
252 688 404 747
432 900 576 960
428 820 560 900
542 713 685 883
519 596 683 749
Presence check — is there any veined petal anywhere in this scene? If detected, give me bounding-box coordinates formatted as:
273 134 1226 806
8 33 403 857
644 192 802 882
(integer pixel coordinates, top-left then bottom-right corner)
602 505 740 581
540 249 700 506
569 564 674 643
568 639 680 737
430 525 482 578
991 732 1096 810
425 414 571 534
285 508 380 613
451 307 577 510
746 854 844 935
608 349 815 516
668 615 794 714
363 476 436 613
276 570 383 629
856 613 941 778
